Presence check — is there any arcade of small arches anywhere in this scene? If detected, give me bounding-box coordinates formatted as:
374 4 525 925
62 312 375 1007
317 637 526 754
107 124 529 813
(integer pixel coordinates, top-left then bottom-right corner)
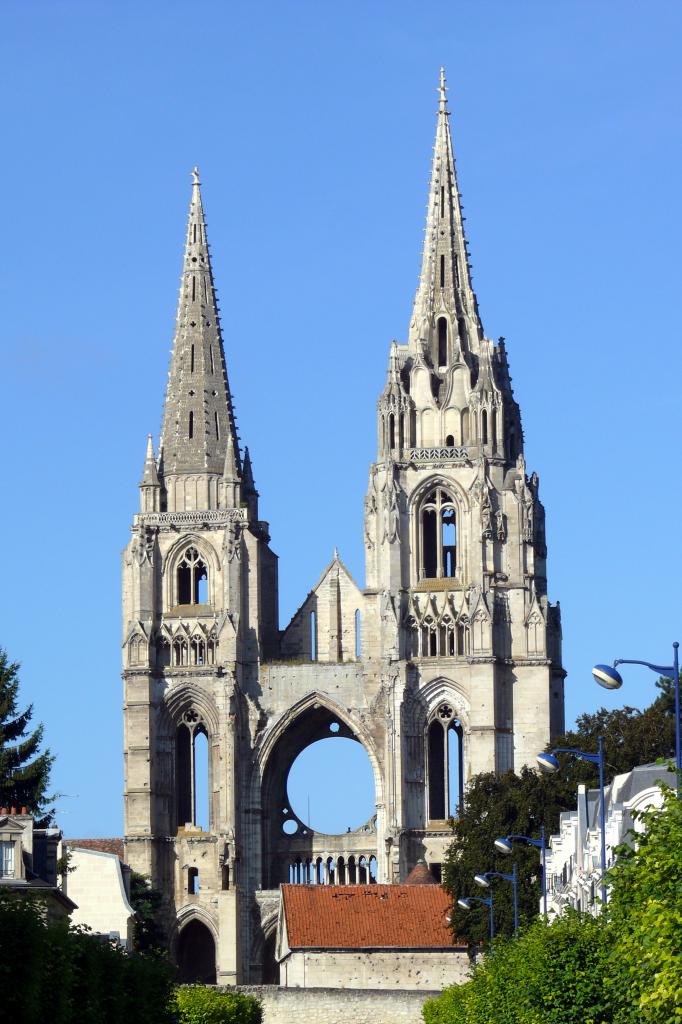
405 615 470 659
288 853 378 885
128 627 219 668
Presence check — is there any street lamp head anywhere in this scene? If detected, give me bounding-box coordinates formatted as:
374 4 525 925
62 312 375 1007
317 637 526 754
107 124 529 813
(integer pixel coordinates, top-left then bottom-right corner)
536 751 560 772
494 837 513 855
592 664 623 690
457 898 471 910
474 873 491 889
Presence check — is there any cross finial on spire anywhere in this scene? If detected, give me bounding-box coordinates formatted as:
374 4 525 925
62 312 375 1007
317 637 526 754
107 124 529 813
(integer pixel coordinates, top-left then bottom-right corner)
191 165 200 186
438 66 448 112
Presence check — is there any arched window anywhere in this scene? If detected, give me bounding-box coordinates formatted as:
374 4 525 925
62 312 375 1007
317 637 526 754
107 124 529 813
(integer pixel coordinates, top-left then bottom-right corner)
461 409 470 444
427 704 463 821
440 254 445 288
437 318 448 367
481 410 488 445
492 409 498 449
445 434 455 447
177 547 208 605
310 610 317 661
419 488 457 579
157 636 171 668
188 411 194 440
389 414 395 449
176 709 209 830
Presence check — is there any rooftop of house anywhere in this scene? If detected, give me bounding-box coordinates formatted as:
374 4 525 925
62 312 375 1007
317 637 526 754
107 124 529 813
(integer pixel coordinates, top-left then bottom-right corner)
281 884 461 949
64 838 124 860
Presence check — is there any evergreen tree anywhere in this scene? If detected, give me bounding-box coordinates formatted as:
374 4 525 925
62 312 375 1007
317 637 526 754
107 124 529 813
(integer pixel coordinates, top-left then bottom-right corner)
0 648 54 823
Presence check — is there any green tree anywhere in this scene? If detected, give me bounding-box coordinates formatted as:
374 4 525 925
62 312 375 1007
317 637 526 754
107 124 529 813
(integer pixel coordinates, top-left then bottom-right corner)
443 767 565 944
0 648 54 823
443 683 676 945
129 872 166 952
606 780 682 1024
423 911 613 1024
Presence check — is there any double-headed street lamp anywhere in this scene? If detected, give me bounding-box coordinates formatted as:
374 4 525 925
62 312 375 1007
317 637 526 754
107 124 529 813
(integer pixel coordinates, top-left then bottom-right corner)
474 864 518 934
537 736 607 907
494 828 547 917
593 642 680 791
457 894 494 942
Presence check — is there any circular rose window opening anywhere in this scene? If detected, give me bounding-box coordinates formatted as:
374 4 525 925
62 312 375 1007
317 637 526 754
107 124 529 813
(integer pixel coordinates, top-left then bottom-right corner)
287 737 375 835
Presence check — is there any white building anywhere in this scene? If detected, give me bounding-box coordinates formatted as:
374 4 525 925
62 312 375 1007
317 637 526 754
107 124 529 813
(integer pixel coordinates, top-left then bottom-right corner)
545 763 675 917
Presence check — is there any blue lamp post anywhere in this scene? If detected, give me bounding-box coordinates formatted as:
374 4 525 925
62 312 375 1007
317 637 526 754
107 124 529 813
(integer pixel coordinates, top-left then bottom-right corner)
457 893 494 942
494 827 547 916
473 864 518 934
593 642 680 791
537 736 607 907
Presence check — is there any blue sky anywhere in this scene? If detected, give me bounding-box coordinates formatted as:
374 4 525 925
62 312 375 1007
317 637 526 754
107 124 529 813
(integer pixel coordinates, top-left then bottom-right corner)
2 1 681 837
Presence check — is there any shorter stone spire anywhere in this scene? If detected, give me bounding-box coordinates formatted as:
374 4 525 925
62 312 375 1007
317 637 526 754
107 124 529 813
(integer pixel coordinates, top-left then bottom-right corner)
242 447 259 519
140 434 160 486
139 435 161 512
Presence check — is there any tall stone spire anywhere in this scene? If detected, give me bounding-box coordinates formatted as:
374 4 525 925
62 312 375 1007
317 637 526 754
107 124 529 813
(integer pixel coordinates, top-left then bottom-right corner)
159 167 240 484
409 68 483 362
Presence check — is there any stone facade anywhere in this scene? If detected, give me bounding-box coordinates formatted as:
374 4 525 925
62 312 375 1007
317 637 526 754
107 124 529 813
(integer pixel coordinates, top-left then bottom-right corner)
122 70 565 983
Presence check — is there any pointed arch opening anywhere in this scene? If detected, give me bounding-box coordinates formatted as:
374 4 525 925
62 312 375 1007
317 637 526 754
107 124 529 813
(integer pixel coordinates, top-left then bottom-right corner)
259 696 381 887
175 709 210 830
481 409 488 445
427 703 463 821
437 318 448 368
177 546 208 606
177 919 216 985
419 487 457 580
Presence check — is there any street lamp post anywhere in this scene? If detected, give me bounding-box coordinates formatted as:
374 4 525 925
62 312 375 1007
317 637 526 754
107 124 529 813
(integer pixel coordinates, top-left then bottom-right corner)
593 642 680 791
474 864 518 934
494 827 547 917
537 736 607 907
457 893 494 942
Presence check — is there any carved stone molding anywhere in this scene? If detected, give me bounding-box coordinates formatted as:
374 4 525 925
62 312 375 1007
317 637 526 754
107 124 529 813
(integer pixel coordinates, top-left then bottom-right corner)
409 446 469 463
133 508 247 530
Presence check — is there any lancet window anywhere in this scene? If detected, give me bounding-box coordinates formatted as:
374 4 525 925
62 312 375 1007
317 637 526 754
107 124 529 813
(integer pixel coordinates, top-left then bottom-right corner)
427 704 464 821
176 708 209 829
177 546 209 605
418 487 457 580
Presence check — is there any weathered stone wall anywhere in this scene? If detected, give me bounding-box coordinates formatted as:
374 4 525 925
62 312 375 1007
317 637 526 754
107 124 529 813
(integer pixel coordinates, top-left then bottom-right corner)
280 949 470 989
233 986 437 1024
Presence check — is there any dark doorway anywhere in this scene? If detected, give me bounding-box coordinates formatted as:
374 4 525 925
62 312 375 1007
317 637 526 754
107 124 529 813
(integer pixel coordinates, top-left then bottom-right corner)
262 931 280 984
177 919 216 984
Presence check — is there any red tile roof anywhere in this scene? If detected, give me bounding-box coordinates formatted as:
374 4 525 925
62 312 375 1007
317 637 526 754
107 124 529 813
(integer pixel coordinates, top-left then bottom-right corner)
281 885 462 949
65 838 124 860
405 859 440 884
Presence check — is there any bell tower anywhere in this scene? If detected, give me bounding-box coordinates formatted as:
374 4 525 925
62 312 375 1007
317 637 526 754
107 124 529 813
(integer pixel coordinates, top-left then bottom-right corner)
122 169 278 984
365 71 564 869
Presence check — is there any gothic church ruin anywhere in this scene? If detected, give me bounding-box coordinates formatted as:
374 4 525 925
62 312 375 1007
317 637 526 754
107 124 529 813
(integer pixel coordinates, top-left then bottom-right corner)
122 70 565 984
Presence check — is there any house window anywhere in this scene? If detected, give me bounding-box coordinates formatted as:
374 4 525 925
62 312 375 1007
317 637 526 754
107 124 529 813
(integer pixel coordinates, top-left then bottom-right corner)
177 547 208 605
419 488 457 579
0 841 15 877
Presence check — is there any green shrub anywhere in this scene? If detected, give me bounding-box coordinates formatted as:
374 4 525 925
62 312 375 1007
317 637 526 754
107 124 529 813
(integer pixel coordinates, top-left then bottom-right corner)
172 987 262 1024
423 912 613 1024
0 893 174 1024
